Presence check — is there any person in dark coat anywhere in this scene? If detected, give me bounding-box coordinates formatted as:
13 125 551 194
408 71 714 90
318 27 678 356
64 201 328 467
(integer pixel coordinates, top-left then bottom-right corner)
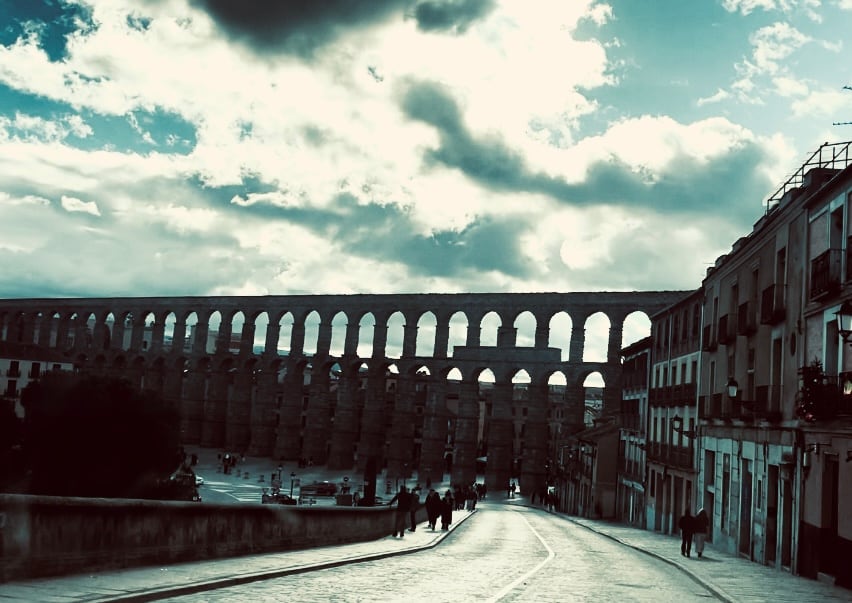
693 507 710 558
425 488 442 530
388 485 411 538
440 489 454 531
678 508 695 557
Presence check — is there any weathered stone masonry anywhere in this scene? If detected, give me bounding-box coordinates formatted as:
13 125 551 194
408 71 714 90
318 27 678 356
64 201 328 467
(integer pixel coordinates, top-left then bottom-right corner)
0 291 686 496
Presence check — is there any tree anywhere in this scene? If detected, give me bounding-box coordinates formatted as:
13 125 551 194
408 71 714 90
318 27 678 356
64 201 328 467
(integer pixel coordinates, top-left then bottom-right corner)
21 373 182 498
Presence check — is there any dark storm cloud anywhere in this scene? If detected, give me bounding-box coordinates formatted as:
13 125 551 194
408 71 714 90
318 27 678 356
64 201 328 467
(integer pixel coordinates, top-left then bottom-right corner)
191 0 497 57
190 0 410 57
209 180 531 278
414 0 497 34
400 80 773 228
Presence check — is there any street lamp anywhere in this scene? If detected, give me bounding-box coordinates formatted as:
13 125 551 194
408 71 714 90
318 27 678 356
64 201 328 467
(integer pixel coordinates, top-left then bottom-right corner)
835 301 852 344
670 414 697 439
290 471 296 497
727 377 739 400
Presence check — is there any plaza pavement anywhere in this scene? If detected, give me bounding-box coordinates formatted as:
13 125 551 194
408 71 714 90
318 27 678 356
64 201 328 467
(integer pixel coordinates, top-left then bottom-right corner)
1 450 850 602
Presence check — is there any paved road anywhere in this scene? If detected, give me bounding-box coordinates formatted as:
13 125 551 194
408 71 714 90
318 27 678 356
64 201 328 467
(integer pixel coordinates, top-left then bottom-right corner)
162 502 716 603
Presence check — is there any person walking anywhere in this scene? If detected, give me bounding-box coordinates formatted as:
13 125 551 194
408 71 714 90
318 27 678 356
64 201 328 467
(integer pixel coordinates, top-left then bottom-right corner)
693 507 710 558
389 485 411 538
678 508 695 557
425 488 442 530
408 484 422 532
440 489 454 531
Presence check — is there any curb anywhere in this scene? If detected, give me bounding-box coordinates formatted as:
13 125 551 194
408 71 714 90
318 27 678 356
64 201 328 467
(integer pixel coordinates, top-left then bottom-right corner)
95 510 477 603
506 501 734 603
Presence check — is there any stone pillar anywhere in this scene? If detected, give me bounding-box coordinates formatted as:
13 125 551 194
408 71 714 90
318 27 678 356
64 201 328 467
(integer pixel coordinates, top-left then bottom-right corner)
171 318 187 355
201 364 230 448
129 315 145 352
496 325 516 347
465 318 482 347
564 382 586 434
215 315 234 354
607 319 624 363
357 365 388 473
290 320 306 357
248 365 279 456
239 321 256 356
181 360 207 444
569 319 586 363
521 381 550 498
110 315 126 351
275 362 305 460
328 363 359 469
485 380 513 496
191 319 209 355
534 322 549 348
150 318 166 354
316 320 332 357
302 362 331 465
344 321 360 357
386 371 416 482
264 315 281 356
402 323 418 358
419 377 448 486
225 367 253 452
451 379 480 487
92 316 110 351
372 322 389 359
433 317 450 359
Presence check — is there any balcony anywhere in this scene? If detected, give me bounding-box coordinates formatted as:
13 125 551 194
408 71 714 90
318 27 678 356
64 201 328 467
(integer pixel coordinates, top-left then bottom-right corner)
796 366 852 421
717 314 735 345
738 301 757 336
5 368 21 377
810 248 842 300
760 284 785 325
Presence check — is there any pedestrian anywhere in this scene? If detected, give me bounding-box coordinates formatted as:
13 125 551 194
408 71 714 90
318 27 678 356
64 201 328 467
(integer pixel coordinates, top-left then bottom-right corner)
440 489 454 531
425 488 442 529
693 507 710 558
409 484 422 532
388 485 411 538
510 481 517 498
678 508 695 558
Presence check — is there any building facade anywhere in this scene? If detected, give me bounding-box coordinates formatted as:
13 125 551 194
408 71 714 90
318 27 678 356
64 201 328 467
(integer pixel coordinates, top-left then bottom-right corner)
646 289 702 534
616 336 650 528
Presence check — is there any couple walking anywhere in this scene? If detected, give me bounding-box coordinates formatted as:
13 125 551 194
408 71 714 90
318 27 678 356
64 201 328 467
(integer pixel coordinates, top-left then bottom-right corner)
678 507 710 558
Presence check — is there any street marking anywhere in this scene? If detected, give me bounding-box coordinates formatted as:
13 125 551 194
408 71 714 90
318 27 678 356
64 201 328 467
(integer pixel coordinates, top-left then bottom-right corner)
485 510 555 602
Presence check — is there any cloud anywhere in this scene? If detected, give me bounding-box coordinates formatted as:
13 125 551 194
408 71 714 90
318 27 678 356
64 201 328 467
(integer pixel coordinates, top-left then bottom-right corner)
697 88 731 106
721 0 822 20
413 0 497 34
400 80 776 226
60 195 101 216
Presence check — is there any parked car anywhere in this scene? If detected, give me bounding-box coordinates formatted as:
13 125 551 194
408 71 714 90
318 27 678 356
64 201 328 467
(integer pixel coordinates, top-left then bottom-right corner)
262 492 297 505
195 474 204 486
299 481 338 497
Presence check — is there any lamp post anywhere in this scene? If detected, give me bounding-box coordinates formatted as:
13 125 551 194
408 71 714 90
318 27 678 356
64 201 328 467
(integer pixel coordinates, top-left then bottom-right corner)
670 414 697 439
835 300 852 344
290 471 296 497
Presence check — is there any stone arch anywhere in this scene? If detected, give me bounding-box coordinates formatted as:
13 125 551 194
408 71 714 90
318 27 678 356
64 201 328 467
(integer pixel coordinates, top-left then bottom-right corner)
480 311 501 347
582 312 610 363
416 311 437 357
329 310 347 357
514 311 536 347
385 311 405 359
448 311 467 357
357 312 375 358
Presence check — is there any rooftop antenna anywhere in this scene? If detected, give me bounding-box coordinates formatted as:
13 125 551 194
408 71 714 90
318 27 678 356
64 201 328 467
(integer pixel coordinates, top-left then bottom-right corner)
833 86 852 126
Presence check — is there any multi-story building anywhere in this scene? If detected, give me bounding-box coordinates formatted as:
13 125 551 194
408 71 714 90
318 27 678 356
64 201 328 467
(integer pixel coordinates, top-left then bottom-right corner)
698 142 852 582
798 145 852 587
616 336 650 528
646 289 702 534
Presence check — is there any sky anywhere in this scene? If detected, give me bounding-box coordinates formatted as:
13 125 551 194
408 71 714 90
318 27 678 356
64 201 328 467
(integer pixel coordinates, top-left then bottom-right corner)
1 1 851 320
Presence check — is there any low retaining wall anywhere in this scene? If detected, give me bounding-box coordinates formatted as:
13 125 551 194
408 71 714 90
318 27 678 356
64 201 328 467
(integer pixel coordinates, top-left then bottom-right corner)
0 494 424 582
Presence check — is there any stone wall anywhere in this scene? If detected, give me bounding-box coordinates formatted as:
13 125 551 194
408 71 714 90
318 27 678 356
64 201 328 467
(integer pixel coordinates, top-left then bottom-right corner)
0 494 418 582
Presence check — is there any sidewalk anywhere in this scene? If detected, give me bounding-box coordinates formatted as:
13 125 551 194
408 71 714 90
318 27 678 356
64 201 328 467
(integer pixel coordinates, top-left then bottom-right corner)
507 497 852 603
0 510 475 603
